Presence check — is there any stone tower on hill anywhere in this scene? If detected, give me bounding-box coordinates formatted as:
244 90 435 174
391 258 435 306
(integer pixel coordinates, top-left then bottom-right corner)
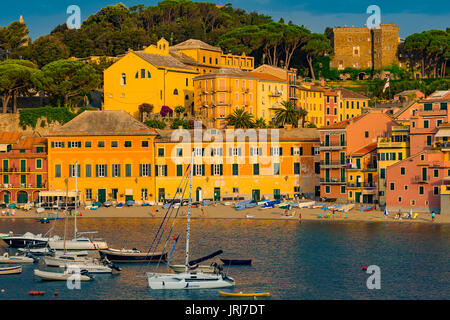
330 23 401 71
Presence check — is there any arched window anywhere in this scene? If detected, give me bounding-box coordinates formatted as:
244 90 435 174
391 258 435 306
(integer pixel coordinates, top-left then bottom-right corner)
121 73 126 86
147 71 151 78
185 95 189 100
135 72 139 79
141 69 145 78
173 89 179 95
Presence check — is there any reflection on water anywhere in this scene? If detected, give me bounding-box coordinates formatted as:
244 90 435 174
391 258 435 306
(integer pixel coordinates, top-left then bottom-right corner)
0 218 448 300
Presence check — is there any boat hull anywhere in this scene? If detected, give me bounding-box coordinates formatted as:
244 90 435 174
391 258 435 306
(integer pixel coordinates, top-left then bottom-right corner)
0 266 22 275
169 264 215 274
220 259 252 266
147 272 235 290
1 237 48 248
48 240 108 250
33 269 92 281
99 250 167 263
0 256 34 264
219 291 271 297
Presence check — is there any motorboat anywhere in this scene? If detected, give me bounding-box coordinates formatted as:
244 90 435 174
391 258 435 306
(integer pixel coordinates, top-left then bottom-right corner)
33 268 93 281
0 252 35 264
99 248 167 263
1 232 60 248
48 236 108 250
0 265 22 275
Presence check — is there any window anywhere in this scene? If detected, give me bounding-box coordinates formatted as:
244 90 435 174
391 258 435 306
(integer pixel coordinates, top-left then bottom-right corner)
173 89 179 95
424 120 429 128
112 164 121 177
440 103 447 110
270 147 282 156
193 148 204 157
294 162 300 174
421 154 425 161
36 146 44 153
390 182 395 191
232 164 239 176
291 147 303 156
253 163 259 175
85 189 92 201
250 147 263 156
86 164 92 178
52 142 65 148
424 103 432 111
427 136 432 146
398 153 403 161
325 186 331 194
96 164 107 177
398 197 402 203
211 164 223 176
140 164 151 177
274 163 280 175
211 147 223 157
400 167 405 175
68 141 81 149
176 148 183 157
380 168 386 179
98 141 105 148
434 169 439 178
233 187 239 193
85 141 91 148
111 189 118 200
176 165 183 177
141 69 145 78
121 73 126 86
148 71 151 78
125 164 132 177
158 148 165 157
124 141 132 148
404 185 408 190
69 164 81 177
142 141 149 148
365 131 369 138
313 147 320 156
36 159 42 169
193 164 205 176
141 188 148 201
111 141 118 148
341 186 346 194
55 164 61 178
155 165 167 177
419 186 424 195
229 148 242 156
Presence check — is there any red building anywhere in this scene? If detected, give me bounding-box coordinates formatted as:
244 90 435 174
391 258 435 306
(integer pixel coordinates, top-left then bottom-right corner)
324 89 339 126
0 133 48 205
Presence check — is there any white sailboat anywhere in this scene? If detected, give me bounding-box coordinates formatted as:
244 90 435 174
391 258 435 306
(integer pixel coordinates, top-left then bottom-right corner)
147 156 235 290
48 164 108 250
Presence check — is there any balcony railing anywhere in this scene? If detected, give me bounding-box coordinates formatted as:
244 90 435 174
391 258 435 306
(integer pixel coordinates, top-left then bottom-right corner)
414 175 430 183
320 160 346 167
320 141 347 148
320 178 346 184
347 182 377 188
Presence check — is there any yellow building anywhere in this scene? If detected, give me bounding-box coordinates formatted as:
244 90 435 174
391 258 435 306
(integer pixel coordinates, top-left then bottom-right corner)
103 38 199 117
346 142 378 204
250 72 288 124
46 110 158 204
298 84 325 127
334 88 369 122
170 39 254 74
193 68 258 129
376 125 410 206
154 128 320 202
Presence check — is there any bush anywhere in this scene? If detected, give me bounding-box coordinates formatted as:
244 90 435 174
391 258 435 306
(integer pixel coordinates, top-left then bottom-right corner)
144 119 166 129
170 118 189 129
18 106 96 129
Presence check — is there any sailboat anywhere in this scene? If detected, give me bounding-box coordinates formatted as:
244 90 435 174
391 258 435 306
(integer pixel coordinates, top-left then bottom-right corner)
147 156 235 290
48 164 108 250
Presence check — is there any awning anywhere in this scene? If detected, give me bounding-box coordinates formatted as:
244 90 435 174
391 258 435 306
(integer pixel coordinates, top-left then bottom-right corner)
125 189 133 196
435 128 450 138
39 191 78 197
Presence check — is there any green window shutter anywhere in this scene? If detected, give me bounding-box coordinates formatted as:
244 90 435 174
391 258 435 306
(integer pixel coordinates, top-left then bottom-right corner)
61 142 65 148
117 164 121 177
232 164 238 176
211 164 214 175
68 141 71 148
3 175 8 184
86 164 91 178
229 148 233 156
291 147 294 156
149 164 151 177
254 164 259 175
126 164 131 177
155 165 159 177
55 165 61 178
104 165 107 177
164 165 168 176
294 162 300 174
96 165 99 177
202 164 205 176
220 164 223 176
51 142 55 148
177 165 183 177
139 164 143 177
279 148 283 156
69 165 73 177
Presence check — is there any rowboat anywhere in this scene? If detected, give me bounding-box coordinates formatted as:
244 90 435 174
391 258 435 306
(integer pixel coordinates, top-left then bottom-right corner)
0 265 22 275
0 252 35 264
219 291 270 297
33 268 93 281
220 259 252 266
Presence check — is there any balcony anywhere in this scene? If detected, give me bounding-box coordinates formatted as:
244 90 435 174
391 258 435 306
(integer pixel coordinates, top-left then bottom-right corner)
362 163 377 171
320 160 346 168
414 175 430 184
377 137 409 149
347 182 377 189
320 178 346 184
320 141 346 150
268 91 283 97
0 183 46 190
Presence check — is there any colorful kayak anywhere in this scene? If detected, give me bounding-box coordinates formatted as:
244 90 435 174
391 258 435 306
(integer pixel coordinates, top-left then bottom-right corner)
219 291 270 297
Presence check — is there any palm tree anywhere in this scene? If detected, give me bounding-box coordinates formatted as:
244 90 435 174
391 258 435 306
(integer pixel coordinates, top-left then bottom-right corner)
254 117 267 128
226 108 255 128
298 108 308 127
272 101 301 128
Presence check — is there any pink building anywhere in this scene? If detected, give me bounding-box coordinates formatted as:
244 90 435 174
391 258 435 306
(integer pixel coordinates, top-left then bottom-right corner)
0 134 48 205
393 90 425 103
385 149 449 213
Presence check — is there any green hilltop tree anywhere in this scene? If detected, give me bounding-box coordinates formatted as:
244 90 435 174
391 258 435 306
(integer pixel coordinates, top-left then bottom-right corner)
0 59 38 113
31 59 100 108
302 33 332 80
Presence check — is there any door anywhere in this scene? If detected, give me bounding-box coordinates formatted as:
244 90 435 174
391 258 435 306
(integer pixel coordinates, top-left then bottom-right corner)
367 173 373 187
36 175 42 189
355 192 361 203
252 190 260 202
214 188 221 202
3 192 9 204
17 192 28 204
196 187 202 202
158 188 165 203
98 189 106 203
125 195 133 201
274 189 281 200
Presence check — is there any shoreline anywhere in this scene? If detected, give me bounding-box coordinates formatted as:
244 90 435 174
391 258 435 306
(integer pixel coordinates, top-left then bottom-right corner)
0 205 448 225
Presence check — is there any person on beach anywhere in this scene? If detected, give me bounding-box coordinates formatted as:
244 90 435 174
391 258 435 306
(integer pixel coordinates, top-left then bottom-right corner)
152 207 156 217
431 212 436 222
201 208 205 217
298 213 302 222
11 209 15 216
6 209 9 216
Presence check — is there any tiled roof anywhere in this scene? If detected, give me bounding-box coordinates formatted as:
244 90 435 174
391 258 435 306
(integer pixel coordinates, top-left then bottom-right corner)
392 101 417 118
394 90 422 96
0 132 22 144
334 87 369 100
248 72 285 82
12 137 46 150
424 90 450 101
48 110 159 137
194 68 258 80
298 85 325 92
350 142 377 157
319 113 368 130
171 39 222 53
133 51 195 72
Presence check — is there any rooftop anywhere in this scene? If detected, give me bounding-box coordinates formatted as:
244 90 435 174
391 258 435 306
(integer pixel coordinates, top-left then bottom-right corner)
334 87 369 100
171 39 222 53
350 142 378 157
0 132 22 144
133 51 195 72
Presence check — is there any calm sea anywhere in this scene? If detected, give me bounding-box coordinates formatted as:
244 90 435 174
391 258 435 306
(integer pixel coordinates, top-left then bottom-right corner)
0 218 448 300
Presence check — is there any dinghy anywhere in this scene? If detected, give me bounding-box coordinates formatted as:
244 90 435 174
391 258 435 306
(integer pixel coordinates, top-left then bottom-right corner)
0 265 22 275
219 291 270 297
0 252 35 264
33 268 93 281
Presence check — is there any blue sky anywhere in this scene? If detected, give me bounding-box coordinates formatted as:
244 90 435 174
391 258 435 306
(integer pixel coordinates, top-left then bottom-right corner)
1 0 449 40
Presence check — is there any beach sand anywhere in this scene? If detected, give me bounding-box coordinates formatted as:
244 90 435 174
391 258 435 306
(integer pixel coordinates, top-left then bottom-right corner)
0 204 448 225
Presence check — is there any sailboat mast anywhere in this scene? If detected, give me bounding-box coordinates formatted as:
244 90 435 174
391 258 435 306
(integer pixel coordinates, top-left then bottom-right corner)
185 154 194 272
74 161 78 239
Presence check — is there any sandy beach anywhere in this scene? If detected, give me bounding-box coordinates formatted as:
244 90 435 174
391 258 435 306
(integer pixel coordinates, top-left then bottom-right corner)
0 204 448 224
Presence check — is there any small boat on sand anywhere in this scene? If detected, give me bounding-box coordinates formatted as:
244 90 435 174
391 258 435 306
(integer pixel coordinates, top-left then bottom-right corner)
0 265 22 275
220 259 252 266
219 291 270 297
